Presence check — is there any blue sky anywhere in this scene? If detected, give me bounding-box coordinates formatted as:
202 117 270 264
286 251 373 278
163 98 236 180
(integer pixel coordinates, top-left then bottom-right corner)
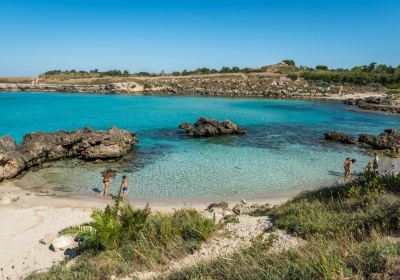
0 0 399 76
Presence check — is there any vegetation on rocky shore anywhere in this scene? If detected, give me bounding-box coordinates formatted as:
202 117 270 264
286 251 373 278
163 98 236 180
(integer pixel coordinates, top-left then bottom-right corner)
38 61 400 90
167 172 400 279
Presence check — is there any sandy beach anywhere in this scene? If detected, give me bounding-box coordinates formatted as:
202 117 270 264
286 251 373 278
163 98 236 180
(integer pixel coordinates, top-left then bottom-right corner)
0 181 289 279
1 156 399 279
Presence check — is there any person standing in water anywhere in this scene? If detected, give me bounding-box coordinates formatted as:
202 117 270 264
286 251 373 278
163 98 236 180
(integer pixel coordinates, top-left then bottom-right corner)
344 157 352 181
101 169 116 201
373 153 379 172
102 174 111 200
121 175 129 200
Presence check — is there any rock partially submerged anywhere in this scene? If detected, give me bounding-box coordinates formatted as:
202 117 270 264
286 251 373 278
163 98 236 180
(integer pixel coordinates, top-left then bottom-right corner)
325 128 400 156
179 117 246 137
343 96 400 114
359 128 400 154
324 131 356 144
0 127 137 182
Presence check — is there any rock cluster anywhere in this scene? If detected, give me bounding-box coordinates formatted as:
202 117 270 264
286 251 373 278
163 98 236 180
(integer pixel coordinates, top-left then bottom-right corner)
344 96 400 114
324 131 356 144
0 127 137 182
324 128 400 156
205 200 271 222
359 128 400 154
179 117 246 137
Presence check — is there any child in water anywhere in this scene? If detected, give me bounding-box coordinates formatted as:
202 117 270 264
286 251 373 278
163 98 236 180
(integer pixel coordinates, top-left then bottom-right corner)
121 175 129 200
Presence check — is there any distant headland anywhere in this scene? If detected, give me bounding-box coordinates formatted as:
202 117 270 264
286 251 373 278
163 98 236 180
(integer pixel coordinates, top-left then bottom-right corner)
1 60 399 113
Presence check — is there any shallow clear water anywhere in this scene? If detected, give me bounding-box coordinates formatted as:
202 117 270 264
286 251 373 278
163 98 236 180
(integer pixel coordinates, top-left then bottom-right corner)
1 92 399 198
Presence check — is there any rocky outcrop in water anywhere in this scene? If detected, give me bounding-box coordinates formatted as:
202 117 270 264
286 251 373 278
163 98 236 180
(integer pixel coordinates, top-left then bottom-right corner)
343 96 400 114
324 131 356 144
358 128 400 154
179 117 246 137
322 128 400 156
0 127 137 182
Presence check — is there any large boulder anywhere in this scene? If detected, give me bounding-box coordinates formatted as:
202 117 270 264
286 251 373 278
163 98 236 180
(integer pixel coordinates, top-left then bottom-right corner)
50 236 75 251
324 131 356 144
0 127 138 182
179 117 246 137
0 150 26 180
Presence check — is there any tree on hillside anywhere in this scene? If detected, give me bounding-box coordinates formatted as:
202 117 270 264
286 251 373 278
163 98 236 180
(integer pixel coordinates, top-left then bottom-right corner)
282 59 295 66
315 65 329 71
220 66 232 73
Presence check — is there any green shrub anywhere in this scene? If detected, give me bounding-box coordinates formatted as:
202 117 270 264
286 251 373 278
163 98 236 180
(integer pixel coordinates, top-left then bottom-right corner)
287 72 298 81
172 209 216 243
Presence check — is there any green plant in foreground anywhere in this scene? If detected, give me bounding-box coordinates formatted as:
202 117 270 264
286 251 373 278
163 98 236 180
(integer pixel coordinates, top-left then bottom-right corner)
61 190 150 251
29 197 217 280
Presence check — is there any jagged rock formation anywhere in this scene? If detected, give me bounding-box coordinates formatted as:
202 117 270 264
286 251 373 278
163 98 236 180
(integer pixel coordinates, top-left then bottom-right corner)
0 127 137 182
324 131 356 144
324 128 400 156
359 128 400 154
179 117 246 137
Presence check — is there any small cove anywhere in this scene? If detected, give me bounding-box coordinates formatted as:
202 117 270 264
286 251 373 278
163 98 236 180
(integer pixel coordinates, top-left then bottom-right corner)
1 92 399 199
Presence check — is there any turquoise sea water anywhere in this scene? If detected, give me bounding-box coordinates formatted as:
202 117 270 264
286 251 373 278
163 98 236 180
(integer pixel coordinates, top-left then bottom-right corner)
0 92 399 199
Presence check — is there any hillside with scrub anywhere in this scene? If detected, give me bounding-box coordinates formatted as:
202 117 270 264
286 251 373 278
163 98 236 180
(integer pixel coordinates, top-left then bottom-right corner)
35 60 400 90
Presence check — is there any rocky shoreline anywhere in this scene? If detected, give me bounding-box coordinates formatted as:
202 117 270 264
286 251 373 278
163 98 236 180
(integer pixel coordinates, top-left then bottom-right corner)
343 95 400 114
2 74 400 114
325 128 400 157
0 73 386 98
0 127 137 182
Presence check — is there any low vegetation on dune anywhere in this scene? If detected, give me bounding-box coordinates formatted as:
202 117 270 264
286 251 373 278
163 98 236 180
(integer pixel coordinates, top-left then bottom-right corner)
167 172 400 280
27 191 216 280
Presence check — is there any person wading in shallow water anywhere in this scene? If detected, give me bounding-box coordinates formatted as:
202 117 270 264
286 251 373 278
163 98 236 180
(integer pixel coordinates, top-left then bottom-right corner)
101 169 116 201
344 158 357 181
102 174 111 200
121 175 129 200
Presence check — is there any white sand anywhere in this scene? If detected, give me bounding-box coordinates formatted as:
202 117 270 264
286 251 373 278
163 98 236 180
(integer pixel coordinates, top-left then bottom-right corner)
0 184 93 279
